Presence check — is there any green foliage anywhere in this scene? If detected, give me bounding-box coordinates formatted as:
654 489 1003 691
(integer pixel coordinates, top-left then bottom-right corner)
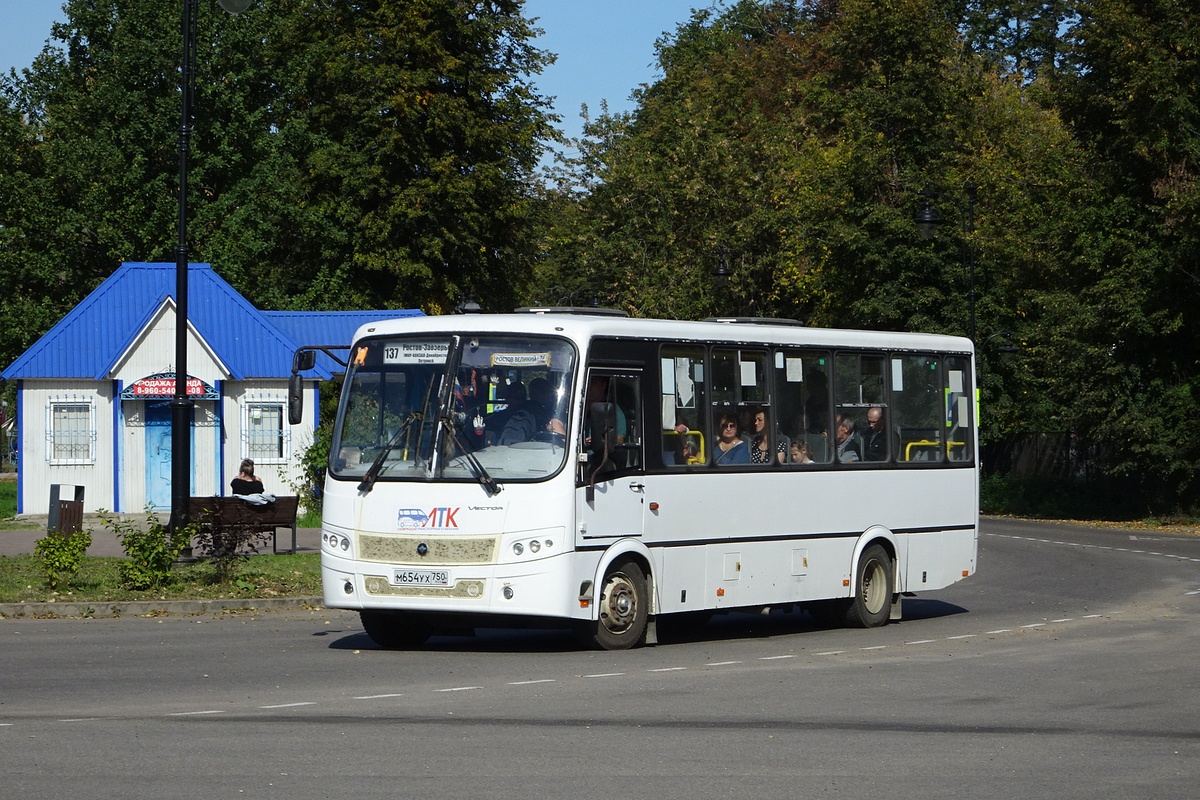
0 480 15 519
192 523 272 584
97 510 191 591
0 0 558 377
33 528 93 589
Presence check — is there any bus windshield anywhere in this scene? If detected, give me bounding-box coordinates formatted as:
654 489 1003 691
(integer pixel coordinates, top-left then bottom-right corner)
329 334 577 484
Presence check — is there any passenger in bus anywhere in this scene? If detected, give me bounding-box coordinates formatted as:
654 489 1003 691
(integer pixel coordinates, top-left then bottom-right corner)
496 380 538 445
862 406 888 461
790 440 814 464
713 413 749 465
584 376 627 443
835 414 861 462
748 409 787 464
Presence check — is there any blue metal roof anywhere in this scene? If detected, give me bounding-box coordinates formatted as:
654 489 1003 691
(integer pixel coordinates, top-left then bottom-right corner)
264 309 422 376
2 262 422 382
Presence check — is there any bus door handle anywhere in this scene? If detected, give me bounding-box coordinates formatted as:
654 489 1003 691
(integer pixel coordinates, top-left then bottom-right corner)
628 481 645 493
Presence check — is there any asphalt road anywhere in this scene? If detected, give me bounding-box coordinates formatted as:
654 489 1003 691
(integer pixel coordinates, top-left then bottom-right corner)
2 517 1198 800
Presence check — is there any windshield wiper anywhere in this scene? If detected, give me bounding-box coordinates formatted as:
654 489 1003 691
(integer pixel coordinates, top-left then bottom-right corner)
357 413 422 494
441 416 502 496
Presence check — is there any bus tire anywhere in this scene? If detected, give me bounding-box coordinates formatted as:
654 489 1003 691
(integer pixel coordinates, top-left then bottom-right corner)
576 559 649 650
843 544 893 628
360 610 430 649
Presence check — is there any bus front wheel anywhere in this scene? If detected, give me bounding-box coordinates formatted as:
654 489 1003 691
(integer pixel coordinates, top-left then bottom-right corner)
843 544 894 628
576 559 649 650
360 610 431 649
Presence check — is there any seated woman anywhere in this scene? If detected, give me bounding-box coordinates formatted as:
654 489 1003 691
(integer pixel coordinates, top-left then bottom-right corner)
230 458 264 495
713 412 749 465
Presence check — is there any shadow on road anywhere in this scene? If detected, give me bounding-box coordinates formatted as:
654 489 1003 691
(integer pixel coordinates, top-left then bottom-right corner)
322 597 971 653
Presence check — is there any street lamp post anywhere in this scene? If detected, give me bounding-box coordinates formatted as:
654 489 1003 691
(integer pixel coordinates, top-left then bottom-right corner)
914 183 978 344
169 0 253 535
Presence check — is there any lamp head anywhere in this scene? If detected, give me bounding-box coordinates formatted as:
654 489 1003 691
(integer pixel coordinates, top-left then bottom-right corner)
217 0 253 14
913 186 941 240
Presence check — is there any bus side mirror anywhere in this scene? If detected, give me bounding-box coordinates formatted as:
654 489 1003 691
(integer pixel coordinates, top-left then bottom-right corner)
294 350 316 372
288 374 304 425
289 349 317 425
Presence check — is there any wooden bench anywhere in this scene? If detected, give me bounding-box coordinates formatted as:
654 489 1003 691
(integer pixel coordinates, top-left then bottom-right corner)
187 495 300 555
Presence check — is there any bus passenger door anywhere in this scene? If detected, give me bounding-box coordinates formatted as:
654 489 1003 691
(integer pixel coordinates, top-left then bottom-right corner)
577 370 645 543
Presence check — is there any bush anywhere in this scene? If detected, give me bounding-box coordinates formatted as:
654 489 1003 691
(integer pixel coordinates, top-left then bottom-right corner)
97 509 192 590
193 522 273 584
33 527 93 589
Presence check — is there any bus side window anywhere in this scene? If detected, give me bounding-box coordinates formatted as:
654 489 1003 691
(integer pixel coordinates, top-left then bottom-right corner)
659 347 705 467
893 354 944 463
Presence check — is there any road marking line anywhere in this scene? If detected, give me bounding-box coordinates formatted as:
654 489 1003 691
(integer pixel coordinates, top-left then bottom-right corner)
435 686 481 692
1052 618 1074 623
508 679 556 685
906 639 937 644
705 661 742 666
169 710 225 716
759 655 797 660
583 673 625 678
354 693 404 699
986 629 1013 634
258 702 316 709
59 718 103 723
859 645 888 651
1021 623 1046 628
946 634 976 640
648 667 689 672
816 650 845 656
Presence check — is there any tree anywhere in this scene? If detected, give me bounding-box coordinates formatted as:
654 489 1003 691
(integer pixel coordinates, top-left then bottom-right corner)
0 0 557 377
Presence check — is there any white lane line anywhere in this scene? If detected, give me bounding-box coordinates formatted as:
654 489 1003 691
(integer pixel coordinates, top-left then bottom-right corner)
859 645 887 651
169 710 225 716
435 686 482 693
906 639 937 644
705 661 742 666
816 650 845 656
583 672 625 679
648 667 688 672
59 718 104 723
1052 618 1074 623
0 723 12 727
259 702 316 709
759 655 797 660
508 679 556 685
1021 623 1046 629
946 634 976 640
354 693 404 699
986 629 1013 634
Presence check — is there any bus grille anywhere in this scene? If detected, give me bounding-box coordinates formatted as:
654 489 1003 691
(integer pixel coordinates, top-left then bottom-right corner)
358 534 499 565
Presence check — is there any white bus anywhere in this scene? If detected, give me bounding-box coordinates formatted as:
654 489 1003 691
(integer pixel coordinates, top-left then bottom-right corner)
307 309 978 650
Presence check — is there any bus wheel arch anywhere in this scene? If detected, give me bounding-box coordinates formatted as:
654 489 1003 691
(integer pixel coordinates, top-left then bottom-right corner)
576 546 654 650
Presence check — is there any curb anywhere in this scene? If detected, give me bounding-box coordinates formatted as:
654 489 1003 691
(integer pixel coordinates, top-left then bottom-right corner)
0 596 324 620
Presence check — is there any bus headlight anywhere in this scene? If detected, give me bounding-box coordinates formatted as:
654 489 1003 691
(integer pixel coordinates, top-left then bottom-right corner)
529 539 541 554
513 542 524 556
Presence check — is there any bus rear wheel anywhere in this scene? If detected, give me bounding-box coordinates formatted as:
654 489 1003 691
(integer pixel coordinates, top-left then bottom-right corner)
360 610 431 649
843 544 893 628
576 559 649 650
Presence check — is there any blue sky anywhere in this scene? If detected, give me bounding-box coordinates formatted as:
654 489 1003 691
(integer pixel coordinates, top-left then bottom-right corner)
2 0 706 146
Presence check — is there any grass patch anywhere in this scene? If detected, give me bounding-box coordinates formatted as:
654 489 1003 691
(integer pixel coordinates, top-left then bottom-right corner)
0 479 16 520
0 551 321 604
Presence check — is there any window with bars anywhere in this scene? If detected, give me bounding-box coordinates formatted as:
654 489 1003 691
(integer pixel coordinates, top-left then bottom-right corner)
243 401 288 463
47 401 96 465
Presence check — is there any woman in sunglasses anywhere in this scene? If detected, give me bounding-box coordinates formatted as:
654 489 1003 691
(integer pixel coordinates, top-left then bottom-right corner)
713 412 749 465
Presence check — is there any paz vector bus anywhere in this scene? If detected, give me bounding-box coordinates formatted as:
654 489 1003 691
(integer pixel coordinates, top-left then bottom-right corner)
290 308 978 650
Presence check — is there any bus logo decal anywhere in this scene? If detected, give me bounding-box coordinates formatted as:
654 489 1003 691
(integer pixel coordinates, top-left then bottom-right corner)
397 507 459 529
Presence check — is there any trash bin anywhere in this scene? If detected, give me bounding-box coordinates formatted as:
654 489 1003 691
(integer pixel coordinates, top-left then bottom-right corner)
48 484 85 533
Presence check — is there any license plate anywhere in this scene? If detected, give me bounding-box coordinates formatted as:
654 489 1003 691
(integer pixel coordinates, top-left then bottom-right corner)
393 568 450 586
